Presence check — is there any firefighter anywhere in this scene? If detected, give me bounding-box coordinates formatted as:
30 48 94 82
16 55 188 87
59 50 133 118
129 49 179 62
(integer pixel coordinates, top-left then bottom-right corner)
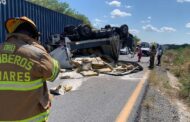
149 42 157 69
0 16 60 121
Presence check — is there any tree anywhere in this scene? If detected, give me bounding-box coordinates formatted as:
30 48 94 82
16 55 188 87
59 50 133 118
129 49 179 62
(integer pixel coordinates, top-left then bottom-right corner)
133 35 141 46
27 0 91 25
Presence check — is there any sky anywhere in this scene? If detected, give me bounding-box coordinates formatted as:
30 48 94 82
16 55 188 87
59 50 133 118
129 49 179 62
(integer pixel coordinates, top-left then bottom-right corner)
61 0 190 44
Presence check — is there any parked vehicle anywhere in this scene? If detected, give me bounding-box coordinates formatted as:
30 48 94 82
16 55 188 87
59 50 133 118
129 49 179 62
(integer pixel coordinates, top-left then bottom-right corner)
120 47 129 55
141 42 150 56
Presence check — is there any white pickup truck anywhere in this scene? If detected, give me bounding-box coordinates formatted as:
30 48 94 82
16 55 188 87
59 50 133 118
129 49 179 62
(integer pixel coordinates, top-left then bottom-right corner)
141 42 150 56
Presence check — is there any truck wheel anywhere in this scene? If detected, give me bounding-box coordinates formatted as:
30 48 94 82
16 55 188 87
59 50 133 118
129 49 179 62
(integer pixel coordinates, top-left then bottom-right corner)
64 25 76 35
109 33 120 61
120 24 129 38
100 33 120 61
77 24 92 39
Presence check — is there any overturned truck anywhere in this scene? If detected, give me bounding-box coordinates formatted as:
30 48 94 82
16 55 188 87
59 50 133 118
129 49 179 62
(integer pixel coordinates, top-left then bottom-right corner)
49 24 143 76
48 24 129 68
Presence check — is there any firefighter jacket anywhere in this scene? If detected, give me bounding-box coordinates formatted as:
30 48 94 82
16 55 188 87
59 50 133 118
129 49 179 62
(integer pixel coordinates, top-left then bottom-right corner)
0 33 60 121
150 46 157 57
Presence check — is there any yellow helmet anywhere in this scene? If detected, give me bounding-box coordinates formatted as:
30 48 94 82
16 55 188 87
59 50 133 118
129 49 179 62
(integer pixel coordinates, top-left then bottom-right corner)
5 16 38 37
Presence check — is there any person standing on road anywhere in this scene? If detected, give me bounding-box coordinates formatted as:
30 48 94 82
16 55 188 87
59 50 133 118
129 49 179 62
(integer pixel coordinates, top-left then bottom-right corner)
156 45 163 66
136 42 142 62
149 42 157 69
0 16 60 121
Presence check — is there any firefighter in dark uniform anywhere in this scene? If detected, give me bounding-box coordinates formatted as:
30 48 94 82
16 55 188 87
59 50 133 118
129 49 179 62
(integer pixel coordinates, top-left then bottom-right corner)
149 42 157 69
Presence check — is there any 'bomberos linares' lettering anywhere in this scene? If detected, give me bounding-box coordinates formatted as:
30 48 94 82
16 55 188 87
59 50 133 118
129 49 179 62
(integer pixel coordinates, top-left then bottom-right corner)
0 54 34 71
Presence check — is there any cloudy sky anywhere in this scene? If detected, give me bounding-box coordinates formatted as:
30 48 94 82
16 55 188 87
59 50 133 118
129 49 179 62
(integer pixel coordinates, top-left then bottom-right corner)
62 0 190 44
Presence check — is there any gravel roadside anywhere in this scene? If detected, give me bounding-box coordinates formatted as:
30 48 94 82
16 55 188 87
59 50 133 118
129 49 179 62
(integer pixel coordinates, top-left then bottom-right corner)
137 66 190 122
136 86 180 122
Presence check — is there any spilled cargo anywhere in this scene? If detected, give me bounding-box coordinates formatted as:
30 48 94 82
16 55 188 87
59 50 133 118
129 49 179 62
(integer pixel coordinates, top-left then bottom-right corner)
49 24 142 77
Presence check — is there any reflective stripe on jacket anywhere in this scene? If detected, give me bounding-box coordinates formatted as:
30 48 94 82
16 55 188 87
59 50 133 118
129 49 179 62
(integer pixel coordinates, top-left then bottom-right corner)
0 33 60 121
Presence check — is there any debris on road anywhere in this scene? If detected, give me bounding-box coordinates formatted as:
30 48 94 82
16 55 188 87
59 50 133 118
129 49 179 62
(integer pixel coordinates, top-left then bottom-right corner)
71 56 143 77
50 84 73 95
105 61 143 76
58 57 142 79
50 56 143 96
96 68 112 73
60 71 83 79
80 71 99 77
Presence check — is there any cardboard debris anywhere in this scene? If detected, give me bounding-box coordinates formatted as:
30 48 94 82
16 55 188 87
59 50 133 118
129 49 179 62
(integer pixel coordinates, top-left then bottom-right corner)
92 62 106 69
59 71 83 79
71 61 81 68
121 64 127 68
96 68 112 73
66 56 141 77
81 59 92 71
115 63 135 71
64 84 73 92
80 71 99 76
127 65 134 70
115 67 127 72
50 84 73 95
50 85 65 95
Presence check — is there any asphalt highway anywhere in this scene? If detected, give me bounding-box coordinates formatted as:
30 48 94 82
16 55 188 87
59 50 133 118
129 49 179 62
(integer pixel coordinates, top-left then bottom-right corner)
48 55 150 122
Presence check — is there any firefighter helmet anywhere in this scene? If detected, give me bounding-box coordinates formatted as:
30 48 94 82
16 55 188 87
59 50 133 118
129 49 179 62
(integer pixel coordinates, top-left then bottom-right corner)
5 16 39 38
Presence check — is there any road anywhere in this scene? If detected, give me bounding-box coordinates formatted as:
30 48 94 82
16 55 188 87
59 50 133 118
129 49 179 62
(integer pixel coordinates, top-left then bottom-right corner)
48 55 150 122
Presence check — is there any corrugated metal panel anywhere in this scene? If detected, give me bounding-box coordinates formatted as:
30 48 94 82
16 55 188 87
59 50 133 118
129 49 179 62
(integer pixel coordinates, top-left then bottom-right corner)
0 0 82 44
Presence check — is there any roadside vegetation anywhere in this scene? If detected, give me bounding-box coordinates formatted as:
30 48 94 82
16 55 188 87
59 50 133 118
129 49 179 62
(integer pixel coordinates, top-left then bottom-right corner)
162 45 190 105
148 68 173 95
133 36 141 46
28 0 91 25
144 44 190 110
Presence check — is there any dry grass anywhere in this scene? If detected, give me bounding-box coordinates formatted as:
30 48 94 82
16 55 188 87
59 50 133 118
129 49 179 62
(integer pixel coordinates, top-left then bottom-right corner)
145 69 176 109
148 68 178 101
148 70 160 87
163 80 172 89
148 69 171 90
163 47 190 104
142 96 154 109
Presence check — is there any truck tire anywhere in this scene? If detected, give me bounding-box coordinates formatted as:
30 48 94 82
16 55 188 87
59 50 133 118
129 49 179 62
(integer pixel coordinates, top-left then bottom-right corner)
110 33 120 61
105 24 111 29
101 33 120 61
64 25 76 35
77 24 92 39
120 24 129 38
